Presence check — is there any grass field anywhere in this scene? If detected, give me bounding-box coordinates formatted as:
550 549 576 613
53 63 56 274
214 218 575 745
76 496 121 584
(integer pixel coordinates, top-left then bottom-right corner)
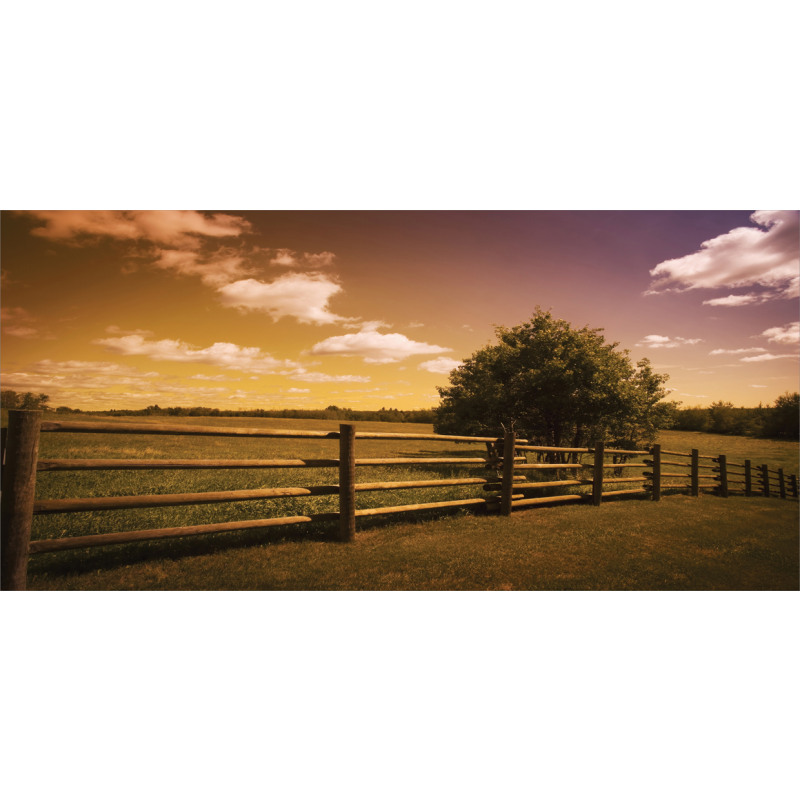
8 413 799 590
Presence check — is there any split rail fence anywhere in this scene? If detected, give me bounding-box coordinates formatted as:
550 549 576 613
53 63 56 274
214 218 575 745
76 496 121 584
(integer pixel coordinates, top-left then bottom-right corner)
1 410 798 589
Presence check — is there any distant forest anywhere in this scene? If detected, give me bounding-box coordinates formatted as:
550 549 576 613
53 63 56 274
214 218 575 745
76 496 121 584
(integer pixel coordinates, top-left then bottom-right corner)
670 393 799 440
2 390 797 439
0 392 435 424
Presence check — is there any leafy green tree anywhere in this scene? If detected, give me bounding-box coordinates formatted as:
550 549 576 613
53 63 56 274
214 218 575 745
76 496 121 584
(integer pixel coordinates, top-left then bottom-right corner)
672 406 711 432
1 390 50 410
434 310 673 451
763 392 800 439
1 390 20 409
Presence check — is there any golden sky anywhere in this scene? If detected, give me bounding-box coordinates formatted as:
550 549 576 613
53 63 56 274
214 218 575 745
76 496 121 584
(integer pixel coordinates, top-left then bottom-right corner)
1 210 798 411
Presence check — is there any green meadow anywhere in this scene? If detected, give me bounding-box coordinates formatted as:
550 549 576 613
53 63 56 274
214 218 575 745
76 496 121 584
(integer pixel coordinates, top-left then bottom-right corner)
12 413 800 590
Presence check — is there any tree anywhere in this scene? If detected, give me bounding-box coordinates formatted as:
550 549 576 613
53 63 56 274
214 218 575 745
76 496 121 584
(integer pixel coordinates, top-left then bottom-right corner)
1 390 50 410
763 392 800 439
434 310 673 451
1 390 20 409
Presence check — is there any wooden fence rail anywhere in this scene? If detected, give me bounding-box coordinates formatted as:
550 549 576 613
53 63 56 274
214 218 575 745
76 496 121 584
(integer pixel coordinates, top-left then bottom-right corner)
1 410 798 589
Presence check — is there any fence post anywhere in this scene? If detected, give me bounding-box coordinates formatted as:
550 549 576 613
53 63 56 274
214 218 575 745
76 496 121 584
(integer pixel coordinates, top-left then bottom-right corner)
592 441 604 506
500 428 516 516
691 449 699 497
761 464 770 497
717 455 728 498
1 410 42 591
1 425 7 466
744 460 752 497
790 475 798 499
650 444 661 501
778 468 786 500
337 423 356 542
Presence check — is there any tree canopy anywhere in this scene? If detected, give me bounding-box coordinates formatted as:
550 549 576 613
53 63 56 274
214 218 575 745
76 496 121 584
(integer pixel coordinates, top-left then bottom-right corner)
434 310 674 451
1 390 50 410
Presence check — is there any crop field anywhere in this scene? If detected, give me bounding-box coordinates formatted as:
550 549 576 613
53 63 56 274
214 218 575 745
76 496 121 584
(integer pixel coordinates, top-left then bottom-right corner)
11 413 799 590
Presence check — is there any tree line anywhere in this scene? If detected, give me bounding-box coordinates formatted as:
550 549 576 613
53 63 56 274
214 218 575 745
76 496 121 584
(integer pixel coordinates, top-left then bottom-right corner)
101 405 436 423
0 392 435 424
671 394 799 439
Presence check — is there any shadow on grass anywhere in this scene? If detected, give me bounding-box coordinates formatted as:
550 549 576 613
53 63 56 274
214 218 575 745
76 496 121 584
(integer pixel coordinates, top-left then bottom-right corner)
26 503 503 578
26 489 692 580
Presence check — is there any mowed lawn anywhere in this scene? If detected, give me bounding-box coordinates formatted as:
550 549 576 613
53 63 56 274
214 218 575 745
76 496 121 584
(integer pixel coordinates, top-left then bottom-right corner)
12 413 800 590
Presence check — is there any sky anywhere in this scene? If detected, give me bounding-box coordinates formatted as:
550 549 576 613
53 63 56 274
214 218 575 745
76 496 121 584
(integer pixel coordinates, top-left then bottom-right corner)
1 209 798 412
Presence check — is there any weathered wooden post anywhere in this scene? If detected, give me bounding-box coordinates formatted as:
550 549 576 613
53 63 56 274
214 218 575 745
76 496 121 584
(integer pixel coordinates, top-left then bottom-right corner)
717 454 728 498
650 444 661 501
790 475 798 499
744 459 752 497
778 468 786 500
337 423 356 542
761 464 770 497
1 410 42 590
1 425 7 466
592 441 604 506
500 428 516 516
691 448 699 497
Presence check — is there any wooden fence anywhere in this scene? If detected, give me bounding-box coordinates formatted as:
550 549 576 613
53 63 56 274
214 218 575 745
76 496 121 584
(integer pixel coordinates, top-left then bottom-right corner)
1 410 798 589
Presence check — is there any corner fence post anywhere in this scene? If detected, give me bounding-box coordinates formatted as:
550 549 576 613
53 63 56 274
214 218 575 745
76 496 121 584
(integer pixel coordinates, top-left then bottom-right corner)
744 460 752 497
592 441 604 506
761 464 770 497
1 410 42 590
337 423 356 542
778 468 786 500
500 428 516 516
691 449 699 497
718 455 728 498
650 444 661 501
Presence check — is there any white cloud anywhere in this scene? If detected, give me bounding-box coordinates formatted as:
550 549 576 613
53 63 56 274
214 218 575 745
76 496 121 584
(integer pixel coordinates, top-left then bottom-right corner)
217 273 352 324
418 357 462 374
33 359 159 378
0 360 239 409
94 333 298 373
288 369 370 384
268 250 336 270
270 249 297 267
311 327 451 363
637 334 703 349
342 320 386 332
93 333 372 384
761 322 799 345
303 251 336 270
1 361 163 395
639 334 671 345
287 388 311 393
750 385 768 388
709 347 767 355
740 353 798 362
152 247 252 286
189 373 232 381
648 210 799 299
1 306 54 339
105 325 154 336
20 210 251 247
702 294 763 307
15 212 355 326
